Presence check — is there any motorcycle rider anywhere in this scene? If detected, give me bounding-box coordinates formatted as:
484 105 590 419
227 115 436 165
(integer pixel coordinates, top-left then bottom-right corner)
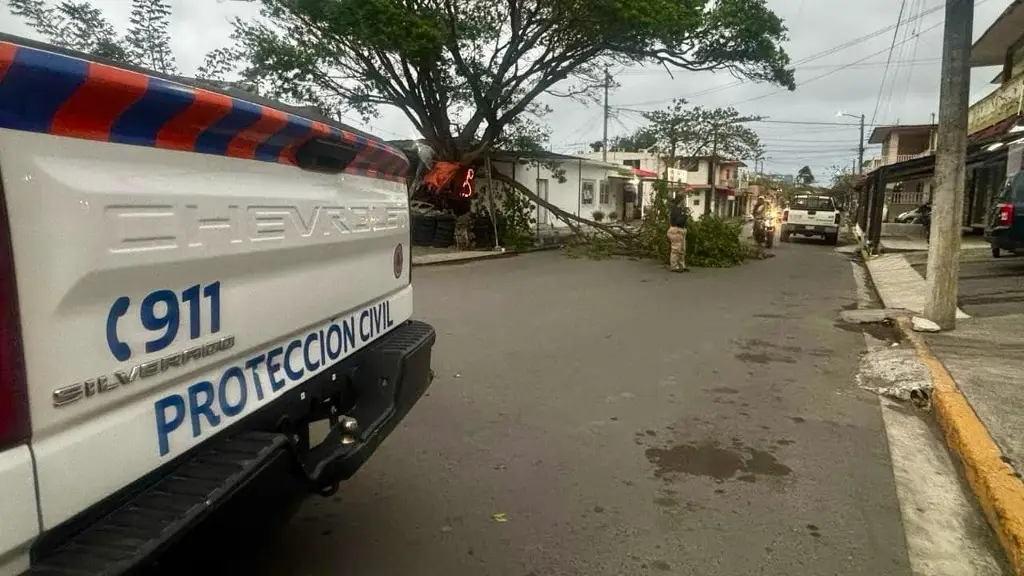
752 196 768 242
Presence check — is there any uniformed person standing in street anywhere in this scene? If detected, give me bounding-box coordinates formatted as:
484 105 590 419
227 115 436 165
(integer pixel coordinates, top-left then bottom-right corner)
667 195 689 272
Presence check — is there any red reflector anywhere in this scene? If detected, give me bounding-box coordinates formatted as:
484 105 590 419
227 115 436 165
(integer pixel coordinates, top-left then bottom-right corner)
999 203 1014 226
393 244 404 279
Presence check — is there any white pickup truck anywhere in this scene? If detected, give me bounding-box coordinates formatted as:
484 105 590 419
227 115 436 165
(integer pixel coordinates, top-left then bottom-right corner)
0 36 435 575
780 194 841 245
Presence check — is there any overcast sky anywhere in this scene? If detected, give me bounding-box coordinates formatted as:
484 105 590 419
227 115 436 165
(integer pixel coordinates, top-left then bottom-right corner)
0 0 1013 180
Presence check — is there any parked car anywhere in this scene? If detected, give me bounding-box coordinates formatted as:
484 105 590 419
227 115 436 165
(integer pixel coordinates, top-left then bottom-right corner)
985 171 1024 258
894 204 930 224
780 194 841 245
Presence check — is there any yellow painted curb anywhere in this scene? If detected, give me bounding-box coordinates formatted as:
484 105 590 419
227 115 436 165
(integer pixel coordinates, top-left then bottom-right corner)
896 317 1024 575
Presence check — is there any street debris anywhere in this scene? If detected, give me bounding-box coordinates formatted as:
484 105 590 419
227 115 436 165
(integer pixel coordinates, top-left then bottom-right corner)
839 309 904 324
911 316 942 333
491 512 508 523
856 344 932 407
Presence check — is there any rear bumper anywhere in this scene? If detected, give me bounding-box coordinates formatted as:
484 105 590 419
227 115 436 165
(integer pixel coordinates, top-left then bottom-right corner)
28 320 436 576
985 228 1021 252
782 224 838 235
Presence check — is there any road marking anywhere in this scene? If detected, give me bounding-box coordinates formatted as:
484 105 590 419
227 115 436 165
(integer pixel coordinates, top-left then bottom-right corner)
851 262 1006 575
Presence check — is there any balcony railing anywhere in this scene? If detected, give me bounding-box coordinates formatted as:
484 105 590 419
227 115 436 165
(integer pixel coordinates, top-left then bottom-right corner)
884 151 932 166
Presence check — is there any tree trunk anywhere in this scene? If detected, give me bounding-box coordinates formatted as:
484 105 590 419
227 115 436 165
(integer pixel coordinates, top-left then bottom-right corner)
488 171 632 240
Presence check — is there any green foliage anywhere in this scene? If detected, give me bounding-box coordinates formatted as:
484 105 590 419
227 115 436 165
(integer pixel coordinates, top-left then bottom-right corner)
592 210 606 222
642 99 763 164
797 165 815 185
125 0 177 74
8 0 126 59
608 211 619 221
636 181 751 267
231 0 794 160
499 187 537 251
685 215 752 267
562 233 617 260
8 0 234 80
612 128 659 153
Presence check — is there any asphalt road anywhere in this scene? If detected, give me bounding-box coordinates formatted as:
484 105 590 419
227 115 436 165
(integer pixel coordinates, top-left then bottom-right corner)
186 237 918 575
907 249 1024 317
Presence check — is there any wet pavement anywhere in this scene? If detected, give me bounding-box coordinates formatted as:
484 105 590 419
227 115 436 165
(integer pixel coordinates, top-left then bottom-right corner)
179 242 921 575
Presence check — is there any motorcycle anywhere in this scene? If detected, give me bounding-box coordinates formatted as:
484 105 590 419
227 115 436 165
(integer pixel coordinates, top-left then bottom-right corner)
753 212 776 248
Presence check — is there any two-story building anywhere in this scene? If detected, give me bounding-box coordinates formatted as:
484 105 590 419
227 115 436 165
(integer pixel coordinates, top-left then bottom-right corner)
591 151 750 219
855 0 1024 246
963 0 1024 229
867 124 937 218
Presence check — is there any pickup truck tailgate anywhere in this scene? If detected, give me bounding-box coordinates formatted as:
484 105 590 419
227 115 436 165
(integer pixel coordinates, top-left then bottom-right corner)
0 41 412 530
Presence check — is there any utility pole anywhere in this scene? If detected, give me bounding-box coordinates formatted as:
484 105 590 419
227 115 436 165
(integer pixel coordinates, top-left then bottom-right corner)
924 0 973 330
602 67 610 162
858 114 865 174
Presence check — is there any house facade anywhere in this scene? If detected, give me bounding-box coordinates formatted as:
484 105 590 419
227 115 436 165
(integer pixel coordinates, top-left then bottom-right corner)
866 124 937 219
663 156 750 219
964 0 1024 229
480 151 637 232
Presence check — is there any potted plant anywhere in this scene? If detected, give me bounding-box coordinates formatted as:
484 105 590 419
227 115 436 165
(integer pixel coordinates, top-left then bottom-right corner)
592 210 605 222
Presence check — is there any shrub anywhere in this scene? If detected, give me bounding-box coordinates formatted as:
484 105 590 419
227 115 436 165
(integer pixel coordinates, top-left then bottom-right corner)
608 211 619 221
592 210 606 222
637 181 749 267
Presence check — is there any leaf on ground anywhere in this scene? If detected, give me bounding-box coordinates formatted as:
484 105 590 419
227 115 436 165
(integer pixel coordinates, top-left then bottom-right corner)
491 512 509 523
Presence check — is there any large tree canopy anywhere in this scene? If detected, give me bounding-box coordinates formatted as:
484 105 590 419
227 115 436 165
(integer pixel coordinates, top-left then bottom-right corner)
233 0 795 161
641 98 762 167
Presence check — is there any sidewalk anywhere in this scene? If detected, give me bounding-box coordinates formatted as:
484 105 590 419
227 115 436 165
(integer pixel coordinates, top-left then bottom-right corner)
411 227 574 267
866 253 1024 574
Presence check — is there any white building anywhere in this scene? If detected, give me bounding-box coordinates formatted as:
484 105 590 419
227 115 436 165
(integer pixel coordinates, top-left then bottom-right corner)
478 151 646 229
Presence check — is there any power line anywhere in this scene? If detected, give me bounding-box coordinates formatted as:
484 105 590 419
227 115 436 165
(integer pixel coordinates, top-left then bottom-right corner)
722 16 948 108
871 0 909 127
613 1 949 107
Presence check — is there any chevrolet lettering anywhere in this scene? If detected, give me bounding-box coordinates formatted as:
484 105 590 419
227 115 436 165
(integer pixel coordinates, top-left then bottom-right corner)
52 336 236 408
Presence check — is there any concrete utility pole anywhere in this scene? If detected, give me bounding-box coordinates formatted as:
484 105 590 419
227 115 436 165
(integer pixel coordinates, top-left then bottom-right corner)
602 67 610 162
858 114 865 174
924 0 973 330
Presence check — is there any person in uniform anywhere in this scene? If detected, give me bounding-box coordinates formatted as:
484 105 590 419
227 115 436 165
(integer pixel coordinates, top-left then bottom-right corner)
667 195 689 272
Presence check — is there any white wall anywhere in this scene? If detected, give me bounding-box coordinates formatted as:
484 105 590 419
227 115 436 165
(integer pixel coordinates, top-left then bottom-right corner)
483 159 615 228
584 150 665 174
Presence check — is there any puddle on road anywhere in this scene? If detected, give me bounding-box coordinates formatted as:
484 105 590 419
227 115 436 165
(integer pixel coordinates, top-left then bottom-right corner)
645 441 793 482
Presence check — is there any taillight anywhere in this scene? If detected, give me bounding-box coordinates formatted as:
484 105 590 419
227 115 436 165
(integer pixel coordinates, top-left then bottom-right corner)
782 210 789 222
998 203 1014 226
0 179 29 449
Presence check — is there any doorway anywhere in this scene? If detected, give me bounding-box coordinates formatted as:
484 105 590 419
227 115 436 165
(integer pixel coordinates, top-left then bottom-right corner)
537 179 550 226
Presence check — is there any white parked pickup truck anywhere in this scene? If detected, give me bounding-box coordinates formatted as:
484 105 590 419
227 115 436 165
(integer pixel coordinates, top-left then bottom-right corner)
780 194 842 245
0 35 435 575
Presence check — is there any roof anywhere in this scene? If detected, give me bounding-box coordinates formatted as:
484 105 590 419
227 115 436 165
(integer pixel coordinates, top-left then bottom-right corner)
679 155 747 167
867 124 935 144
632 168 659 178
490 150 623 169
971 0 1024 67
968 113 1023 144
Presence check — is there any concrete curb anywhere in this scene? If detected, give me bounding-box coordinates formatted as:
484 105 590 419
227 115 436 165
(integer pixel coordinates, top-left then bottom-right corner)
894 317 1024 575
411 244 562 268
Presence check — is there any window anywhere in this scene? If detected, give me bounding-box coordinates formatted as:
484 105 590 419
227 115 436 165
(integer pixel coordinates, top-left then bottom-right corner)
599 180 609 204
581 181 595 204
693 198 700 206
623 159 641 168
685 161 700 172
791 196 836 211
